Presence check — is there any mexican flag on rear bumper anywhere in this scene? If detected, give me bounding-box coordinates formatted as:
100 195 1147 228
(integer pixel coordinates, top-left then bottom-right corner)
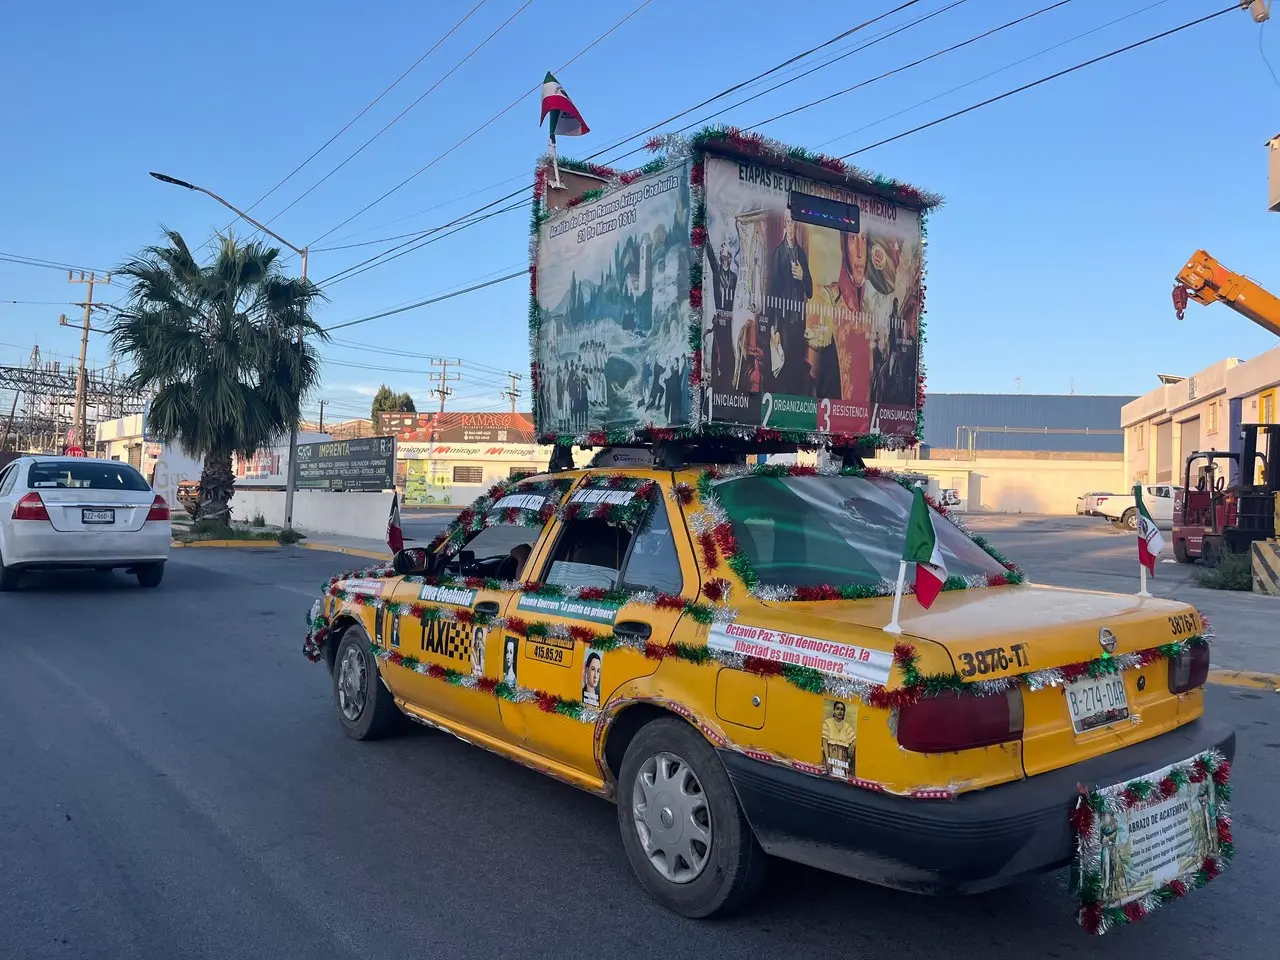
1135 484 1165 576
904 487 947 609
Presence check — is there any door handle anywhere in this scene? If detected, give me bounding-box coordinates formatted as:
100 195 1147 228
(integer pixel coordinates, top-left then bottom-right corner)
613 621 652 641
475 601 501 616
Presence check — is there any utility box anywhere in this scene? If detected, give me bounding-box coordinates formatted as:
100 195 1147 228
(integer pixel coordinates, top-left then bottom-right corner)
1268 132 1280 212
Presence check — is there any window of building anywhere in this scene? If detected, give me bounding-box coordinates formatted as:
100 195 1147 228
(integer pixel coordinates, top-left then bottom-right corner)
1207 401 1219 434
510 466 531 478
1135 424 1145 450
452 465 484 484
1262 390 1276 425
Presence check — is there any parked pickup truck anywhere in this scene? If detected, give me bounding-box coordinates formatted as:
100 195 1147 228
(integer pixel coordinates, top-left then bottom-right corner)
1092 484 1181 530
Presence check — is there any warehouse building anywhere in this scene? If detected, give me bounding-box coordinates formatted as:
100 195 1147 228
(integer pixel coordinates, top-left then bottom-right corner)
870 393 1135 514
1121 341 1280 488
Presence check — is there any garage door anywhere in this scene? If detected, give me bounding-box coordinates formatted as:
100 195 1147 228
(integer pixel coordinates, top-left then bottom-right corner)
1181 416 1201 462
1156 420 1174 481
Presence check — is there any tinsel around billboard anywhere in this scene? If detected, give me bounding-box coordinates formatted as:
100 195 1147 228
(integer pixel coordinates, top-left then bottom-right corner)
528 126 941 451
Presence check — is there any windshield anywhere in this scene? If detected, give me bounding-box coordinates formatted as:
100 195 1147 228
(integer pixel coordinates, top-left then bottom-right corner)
713 474 1007 588
28 461 150 491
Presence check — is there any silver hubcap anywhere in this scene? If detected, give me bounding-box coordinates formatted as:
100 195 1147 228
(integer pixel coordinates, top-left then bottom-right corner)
337 644 368 721
631 751 712 884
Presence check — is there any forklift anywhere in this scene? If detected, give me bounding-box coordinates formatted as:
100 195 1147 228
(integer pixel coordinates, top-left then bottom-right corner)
1172 423 1280 565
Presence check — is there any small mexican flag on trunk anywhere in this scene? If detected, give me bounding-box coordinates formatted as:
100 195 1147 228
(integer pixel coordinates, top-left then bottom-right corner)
1135 484 1165 577
904 486 948 609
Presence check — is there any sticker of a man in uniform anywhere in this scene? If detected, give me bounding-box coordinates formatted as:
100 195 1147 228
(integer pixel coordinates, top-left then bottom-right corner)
582 651 602 707
390 613 400 649
471 626 486 677
821 699 856 779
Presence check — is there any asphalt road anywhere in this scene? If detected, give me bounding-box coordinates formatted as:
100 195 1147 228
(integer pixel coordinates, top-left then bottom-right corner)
2 546 1277 959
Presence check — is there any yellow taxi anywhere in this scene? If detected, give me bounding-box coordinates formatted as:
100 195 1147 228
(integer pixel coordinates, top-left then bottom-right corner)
304 457 1234 933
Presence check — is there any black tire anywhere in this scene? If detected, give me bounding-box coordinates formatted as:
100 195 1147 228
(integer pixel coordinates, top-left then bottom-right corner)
1120 508 1138 531
332 626 402 741
0 554 20 591
1173 539 1190 564
1202 536 1223 569
616 717 765 918
135 562 164 588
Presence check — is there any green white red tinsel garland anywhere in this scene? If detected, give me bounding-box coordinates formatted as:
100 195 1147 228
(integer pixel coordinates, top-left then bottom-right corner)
1071 750 1233 935
306 564 1212 716
529 126 937 451
688 461 1024 602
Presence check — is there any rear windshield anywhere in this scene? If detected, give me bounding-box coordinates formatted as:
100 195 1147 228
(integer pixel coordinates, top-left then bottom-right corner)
28 461 150 491
714 474 1007 589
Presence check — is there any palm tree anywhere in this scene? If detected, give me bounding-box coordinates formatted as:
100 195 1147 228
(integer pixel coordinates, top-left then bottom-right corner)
111 230 326 527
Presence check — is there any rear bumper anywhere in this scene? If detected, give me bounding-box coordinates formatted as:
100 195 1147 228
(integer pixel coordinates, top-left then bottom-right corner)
720 717 1236 895
3 523 170 568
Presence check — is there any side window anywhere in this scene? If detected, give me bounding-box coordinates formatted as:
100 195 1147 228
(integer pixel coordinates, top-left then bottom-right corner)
541 495 684 594
449 525 542 581
620 498 683 595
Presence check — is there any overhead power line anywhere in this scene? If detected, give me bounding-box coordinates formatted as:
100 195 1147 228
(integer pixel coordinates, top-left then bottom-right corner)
266 0 534 227
308 0 931 283
307 0 658 246
322 271 525 332
236 0 493 224
840 3 1242 157
0 252 112 274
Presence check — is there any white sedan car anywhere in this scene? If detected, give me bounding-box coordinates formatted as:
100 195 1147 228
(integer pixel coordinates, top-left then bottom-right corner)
0 456 171 589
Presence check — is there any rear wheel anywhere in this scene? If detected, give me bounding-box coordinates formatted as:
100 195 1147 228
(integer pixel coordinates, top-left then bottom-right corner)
616 717 765 918
333 626 401 740
1202 536 1223 568
135 562 164 588
1173 539 1190 564
1121 508 1138 531
0 554 21 591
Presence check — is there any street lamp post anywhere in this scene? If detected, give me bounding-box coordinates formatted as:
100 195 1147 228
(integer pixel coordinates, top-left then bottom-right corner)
149 172 309 531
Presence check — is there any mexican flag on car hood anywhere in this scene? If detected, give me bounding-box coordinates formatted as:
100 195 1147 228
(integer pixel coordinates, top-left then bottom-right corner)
1135 484 1165 576
903 486 947 609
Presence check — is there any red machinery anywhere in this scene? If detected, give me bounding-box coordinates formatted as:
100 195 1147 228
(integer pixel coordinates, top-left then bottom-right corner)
1172 424 1279 565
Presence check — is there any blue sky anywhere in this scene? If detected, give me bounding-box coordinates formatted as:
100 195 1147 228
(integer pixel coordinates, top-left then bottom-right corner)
3 0 1279 424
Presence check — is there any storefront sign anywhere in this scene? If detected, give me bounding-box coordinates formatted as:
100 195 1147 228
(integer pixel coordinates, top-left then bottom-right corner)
295 436 396 492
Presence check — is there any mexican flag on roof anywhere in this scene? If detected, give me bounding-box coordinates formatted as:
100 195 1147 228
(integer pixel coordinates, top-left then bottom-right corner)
903 487 947 609
540 72 589 141
1135 484 1166 576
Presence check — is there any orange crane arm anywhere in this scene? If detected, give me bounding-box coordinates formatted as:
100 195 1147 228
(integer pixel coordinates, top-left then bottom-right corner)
1173 249 1280 336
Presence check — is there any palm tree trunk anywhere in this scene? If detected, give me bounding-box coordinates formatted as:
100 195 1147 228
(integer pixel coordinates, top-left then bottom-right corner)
198 451 235 528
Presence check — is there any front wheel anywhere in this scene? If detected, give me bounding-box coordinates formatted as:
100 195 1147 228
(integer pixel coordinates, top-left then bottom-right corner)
1173 539 1190 564
616 717 765 918
1121 508 1138 531
332 626 402 740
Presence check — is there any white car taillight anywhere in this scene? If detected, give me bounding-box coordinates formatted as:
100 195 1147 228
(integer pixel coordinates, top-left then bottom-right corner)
146 495 171 522
12 492 50 521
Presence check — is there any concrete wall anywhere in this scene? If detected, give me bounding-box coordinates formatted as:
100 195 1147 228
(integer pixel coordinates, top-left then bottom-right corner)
229 490 394 540
868 452 1124 515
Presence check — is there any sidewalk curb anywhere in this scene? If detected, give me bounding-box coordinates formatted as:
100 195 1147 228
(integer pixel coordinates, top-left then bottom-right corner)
171 539 282 549
1208 669 1280 692
302 542 392 561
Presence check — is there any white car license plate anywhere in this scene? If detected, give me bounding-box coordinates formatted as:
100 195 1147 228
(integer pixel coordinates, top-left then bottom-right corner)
82 508 115 524
1064 674 1129 733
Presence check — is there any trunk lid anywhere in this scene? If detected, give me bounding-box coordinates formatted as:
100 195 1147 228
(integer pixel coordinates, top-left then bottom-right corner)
35 488 155 533
769 584 1202 777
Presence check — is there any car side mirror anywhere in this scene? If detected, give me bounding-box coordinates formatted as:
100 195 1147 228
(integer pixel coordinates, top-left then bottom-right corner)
457 549 476 573
392 547 430 575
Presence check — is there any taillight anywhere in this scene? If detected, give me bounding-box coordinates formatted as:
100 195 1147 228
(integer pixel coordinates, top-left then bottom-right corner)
146 495 171 522
12 492 50 521
897 689 1024 753
1169 643 1210 693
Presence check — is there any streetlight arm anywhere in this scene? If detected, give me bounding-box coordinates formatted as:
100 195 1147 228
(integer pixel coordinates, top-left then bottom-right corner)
149 171 305 257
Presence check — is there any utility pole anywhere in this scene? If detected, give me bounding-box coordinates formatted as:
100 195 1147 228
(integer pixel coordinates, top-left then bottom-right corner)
69 271 110 452
318 399 326 432
427 359 461 489
502 371 523 414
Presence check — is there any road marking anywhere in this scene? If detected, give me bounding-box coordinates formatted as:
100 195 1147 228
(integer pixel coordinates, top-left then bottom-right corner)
1208 669 1280 692
302 542 392 561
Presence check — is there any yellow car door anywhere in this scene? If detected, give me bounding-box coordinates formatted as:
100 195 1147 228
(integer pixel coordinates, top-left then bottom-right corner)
497 472 699 783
